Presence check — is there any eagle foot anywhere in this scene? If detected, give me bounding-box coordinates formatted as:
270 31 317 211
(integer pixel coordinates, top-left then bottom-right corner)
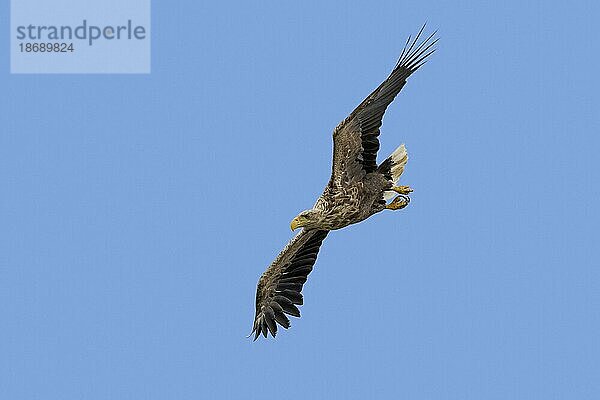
385 195 410 210
391 185 413 195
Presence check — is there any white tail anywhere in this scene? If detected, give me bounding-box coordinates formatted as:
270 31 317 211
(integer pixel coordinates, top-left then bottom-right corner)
389 144 408 184
383 144 408 201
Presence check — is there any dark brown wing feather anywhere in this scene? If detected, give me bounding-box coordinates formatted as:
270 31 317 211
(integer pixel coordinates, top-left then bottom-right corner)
331 25 438 183
251 229 329 340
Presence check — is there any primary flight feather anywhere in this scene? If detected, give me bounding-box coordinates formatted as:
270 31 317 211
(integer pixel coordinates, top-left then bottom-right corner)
251 26 438 340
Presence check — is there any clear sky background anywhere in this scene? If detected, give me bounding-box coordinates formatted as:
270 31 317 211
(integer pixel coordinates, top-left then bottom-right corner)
1 1 599 399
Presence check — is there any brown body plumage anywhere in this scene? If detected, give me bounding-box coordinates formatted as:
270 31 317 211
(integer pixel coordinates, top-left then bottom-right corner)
251 26 438 340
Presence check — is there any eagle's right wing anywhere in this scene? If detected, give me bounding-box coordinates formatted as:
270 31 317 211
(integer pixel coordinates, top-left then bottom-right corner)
251 229 329 340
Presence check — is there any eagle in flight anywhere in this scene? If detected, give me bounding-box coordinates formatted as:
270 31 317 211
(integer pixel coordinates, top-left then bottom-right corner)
251 26 437 340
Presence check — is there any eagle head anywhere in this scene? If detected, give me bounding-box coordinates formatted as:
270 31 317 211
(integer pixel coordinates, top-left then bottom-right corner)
290 210 320 231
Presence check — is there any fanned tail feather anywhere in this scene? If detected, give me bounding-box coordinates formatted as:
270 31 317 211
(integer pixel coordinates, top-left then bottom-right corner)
389 143 408 184
379 144 408 201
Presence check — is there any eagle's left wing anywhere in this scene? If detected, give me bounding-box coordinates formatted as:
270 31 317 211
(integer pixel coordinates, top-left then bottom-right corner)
330 25 437 185
251 229 329 340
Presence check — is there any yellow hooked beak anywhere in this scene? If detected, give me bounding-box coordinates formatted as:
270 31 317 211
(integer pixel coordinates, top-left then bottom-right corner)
290 216 302 231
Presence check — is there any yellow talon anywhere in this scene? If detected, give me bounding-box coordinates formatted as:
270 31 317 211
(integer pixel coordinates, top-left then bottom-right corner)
385 195 410 210
391 185 413 195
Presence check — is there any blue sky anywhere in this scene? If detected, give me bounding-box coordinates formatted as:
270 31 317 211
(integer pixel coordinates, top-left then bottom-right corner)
1 1 599 399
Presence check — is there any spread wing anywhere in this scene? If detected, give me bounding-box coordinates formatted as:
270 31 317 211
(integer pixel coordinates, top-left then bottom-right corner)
330 25 438 185
251 229 329 340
